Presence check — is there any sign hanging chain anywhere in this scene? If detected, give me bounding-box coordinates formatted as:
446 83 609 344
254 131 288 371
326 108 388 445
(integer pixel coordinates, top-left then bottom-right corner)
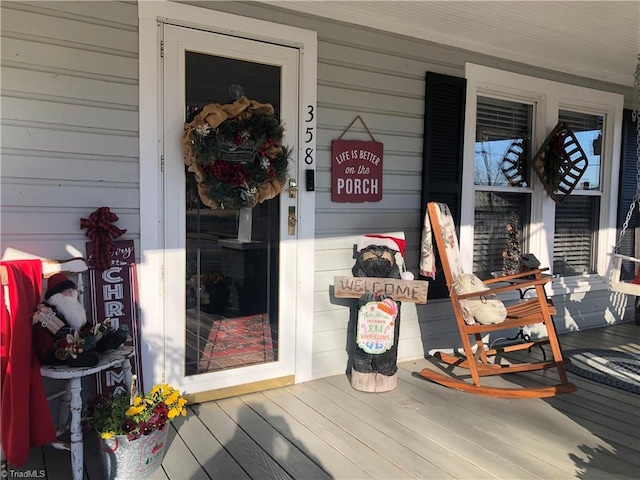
614 54 640 254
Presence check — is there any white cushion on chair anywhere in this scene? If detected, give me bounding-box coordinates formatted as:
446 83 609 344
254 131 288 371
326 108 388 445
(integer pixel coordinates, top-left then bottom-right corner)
454 273 507 325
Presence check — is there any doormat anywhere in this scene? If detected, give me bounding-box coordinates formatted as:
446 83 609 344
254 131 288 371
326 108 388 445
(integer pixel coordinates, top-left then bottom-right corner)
564 349 640 394
198 314 274 373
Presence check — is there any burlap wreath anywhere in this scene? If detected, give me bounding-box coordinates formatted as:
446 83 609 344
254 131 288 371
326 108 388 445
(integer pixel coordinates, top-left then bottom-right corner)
182 96 290 209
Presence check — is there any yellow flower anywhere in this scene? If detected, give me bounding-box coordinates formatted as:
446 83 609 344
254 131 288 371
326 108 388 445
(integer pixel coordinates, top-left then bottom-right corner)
90 383 187 437
125 404 146 416
166 391 179 405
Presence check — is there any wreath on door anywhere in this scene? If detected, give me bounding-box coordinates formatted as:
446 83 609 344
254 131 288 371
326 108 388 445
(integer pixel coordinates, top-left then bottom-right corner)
182 96 291 209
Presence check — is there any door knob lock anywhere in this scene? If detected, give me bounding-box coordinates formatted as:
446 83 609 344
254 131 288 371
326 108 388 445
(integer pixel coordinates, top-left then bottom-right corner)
286 179 298 198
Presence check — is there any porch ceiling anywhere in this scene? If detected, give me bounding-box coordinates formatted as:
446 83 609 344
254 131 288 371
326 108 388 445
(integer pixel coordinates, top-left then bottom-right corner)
262 1 639 88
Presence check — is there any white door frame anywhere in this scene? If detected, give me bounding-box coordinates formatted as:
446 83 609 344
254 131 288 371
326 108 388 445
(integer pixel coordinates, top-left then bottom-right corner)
138 1 317 391
163 25 299 393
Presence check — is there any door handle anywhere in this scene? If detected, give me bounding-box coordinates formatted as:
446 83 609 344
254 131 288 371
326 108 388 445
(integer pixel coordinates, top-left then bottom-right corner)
286 179 298 198
288 206 296 235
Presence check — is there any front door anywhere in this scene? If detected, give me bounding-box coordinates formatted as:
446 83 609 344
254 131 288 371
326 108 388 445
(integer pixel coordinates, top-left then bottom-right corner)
162 24 299 396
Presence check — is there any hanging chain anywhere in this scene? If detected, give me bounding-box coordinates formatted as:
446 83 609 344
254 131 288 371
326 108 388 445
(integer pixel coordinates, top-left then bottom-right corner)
615 54 640 253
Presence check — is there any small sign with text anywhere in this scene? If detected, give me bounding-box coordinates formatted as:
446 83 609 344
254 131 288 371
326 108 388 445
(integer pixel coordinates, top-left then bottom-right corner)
331 139 383 202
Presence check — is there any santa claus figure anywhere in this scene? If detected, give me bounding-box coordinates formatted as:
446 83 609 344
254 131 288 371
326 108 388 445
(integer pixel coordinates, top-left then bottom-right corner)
32 273 128 367
44 273 87 331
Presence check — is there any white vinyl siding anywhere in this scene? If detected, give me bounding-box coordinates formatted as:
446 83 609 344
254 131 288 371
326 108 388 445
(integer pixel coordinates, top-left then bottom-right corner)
0 1 139 259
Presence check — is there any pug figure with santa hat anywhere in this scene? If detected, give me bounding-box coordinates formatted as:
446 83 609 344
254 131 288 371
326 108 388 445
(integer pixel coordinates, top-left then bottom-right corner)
32 273 128 367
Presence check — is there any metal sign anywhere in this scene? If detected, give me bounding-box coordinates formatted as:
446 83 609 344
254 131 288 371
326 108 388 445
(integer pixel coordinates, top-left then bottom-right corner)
331 139 383 202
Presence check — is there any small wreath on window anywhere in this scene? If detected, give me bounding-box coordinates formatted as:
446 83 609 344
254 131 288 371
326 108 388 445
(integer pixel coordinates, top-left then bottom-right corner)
182 96 291 209
531 122 588 204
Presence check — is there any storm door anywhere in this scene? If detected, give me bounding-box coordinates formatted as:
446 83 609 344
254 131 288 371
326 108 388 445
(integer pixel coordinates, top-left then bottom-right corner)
162 25 299 394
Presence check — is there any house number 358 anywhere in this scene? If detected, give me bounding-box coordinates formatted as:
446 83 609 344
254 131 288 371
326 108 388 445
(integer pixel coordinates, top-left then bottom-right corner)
304 105 314 165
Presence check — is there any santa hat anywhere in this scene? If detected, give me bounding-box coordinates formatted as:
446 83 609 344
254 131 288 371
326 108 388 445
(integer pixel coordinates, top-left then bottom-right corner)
356 233 406 257
45 273 76 300
356 232 414 280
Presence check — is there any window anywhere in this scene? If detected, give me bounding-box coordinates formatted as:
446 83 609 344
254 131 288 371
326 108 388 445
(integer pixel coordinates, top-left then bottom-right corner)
462 64 624 291
553 111 603 275
473 97 533 277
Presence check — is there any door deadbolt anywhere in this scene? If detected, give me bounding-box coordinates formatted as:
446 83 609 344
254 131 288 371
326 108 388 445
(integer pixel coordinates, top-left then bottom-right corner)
288 206 297 235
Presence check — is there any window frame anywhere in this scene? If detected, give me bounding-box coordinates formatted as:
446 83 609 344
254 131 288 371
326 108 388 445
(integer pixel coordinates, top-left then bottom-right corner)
461 64 624 295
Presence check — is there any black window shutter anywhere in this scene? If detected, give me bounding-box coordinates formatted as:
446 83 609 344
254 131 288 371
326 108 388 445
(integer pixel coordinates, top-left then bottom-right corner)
617 109 638 279
420 72 467 298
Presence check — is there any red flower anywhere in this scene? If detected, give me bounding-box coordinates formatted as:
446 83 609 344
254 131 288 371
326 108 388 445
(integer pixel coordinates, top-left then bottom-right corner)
154 402 169 422
206 161 250 187
121 418 137 433
139 422 155 436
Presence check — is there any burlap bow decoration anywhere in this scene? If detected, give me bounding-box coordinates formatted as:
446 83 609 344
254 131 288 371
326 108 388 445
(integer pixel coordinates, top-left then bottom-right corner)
80 207 127 270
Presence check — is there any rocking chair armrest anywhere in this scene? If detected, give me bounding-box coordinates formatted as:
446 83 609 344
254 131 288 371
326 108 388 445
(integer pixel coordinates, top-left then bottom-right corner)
456 276 551 300
483 268 550 285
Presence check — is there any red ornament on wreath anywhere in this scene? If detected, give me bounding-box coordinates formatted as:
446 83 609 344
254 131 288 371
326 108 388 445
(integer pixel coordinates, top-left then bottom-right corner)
182 96 291 210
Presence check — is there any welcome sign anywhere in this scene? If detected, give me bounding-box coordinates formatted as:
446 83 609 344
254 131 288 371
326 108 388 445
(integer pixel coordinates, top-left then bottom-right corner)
331 139 383 202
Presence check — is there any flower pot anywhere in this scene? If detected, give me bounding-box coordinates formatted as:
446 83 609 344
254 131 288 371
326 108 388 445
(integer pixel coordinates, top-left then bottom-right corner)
99 427 169 480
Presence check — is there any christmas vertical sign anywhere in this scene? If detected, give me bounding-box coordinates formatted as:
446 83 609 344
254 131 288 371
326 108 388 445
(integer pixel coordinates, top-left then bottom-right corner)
331 139 383 202
87 239 142 395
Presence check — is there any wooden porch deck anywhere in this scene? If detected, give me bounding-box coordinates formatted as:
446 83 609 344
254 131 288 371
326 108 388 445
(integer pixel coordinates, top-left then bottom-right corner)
9 322 640 479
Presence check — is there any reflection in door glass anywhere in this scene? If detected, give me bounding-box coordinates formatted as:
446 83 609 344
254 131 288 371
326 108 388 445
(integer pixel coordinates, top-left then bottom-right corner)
183 51 281 376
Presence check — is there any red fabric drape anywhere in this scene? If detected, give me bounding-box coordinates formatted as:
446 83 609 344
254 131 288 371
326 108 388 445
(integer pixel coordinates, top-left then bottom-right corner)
1 260 56 466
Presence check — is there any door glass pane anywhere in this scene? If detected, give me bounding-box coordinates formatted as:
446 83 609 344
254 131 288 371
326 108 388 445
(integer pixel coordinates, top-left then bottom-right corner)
184 51 281 376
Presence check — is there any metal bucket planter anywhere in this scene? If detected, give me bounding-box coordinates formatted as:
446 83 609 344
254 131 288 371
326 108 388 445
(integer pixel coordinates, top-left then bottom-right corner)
99 427 169 480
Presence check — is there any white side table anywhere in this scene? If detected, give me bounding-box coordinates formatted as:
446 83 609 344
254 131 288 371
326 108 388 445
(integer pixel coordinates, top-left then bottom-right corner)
40 346 135 480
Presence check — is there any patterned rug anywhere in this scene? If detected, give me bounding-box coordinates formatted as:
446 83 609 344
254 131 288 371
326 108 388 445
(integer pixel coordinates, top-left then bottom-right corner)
198 314 275 373
564 349 640 394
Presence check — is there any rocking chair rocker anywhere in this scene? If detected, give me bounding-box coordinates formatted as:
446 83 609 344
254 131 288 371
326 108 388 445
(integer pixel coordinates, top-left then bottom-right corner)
418 202 576 398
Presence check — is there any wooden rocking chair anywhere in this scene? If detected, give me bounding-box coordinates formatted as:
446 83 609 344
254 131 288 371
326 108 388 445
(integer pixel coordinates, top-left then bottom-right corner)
418 202 576 398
